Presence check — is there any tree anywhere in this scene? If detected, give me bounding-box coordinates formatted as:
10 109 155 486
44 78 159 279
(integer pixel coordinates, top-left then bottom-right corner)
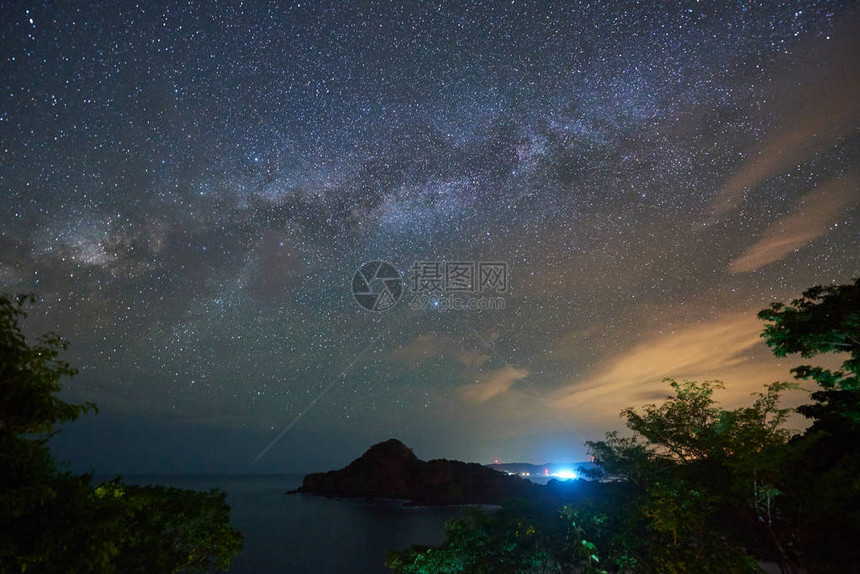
0 294 94 436
586 379 793 573
387 502 607 574
583 279 860 571
758 278 859 430
0 294 99 570
758 279 860 570
89 480 243 574
0 294 243 572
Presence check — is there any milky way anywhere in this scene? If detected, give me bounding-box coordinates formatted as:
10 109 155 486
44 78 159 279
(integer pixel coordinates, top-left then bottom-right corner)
1 1 858 472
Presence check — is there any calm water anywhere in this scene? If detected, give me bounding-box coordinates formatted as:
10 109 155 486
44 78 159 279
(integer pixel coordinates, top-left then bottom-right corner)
114 474 465 573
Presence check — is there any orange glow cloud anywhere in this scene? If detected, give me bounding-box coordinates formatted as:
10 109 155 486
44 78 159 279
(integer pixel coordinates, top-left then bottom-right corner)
389 333 442 360
549 313 797 424
730 177 859 273
458 365 530 403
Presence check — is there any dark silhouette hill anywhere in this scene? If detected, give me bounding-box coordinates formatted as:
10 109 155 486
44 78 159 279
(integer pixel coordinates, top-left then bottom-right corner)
294 439 533 505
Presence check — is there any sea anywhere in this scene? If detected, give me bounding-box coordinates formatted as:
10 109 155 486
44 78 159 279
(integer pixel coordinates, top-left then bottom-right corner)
112 474 467 573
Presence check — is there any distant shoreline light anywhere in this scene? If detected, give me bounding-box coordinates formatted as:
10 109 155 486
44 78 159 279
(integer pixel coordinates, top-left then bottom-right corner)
506 469 579 480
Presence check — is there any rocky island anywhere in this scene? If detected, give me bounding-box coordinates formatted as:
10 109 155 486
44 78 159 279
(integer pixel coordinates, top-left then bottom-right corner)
292 439 534 505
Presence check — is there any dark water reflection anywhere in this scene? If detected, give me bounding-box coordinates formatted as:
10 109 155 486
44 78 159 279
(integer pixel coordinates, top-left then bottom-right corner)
114 474 465 573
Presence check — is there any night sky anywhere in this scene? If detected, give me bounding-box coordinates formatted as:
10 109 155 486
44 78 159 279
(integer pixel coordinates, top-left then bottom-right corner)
2 1 858 473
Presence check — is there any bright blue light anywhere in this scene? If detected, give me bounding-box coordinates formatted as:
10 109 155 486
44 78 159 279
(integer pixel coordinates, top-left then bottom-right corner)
552 469 577 480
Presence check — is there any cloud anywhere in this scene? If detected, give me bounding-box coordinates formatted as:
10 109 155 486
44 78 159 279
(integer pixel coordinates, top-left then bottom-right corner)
389 333 442 360
457 349 493 368
389 333 491 367
711 18 860 216
549 313 795 423
459 365 530 403
730 177 859 273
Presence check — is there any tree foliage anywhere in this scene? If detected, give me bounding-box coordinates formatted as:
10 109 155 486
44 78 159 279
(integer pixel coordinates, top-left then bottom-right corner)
586 380 790 573
758 278 860 427
757 278 860 570
758 279 859 367
89 481 243 574
0 294 94 436
0 294 243 573
388 502 607 574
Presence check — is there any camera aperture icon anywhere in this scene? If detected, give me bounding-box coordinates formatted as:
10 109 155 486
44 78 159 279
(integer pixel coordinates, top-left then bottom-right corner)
351 260 403 312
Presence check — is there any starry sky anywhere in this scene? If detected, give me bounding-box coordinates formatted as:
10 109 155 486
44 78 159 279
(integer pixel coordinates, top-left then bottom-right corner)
2 1 858 473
